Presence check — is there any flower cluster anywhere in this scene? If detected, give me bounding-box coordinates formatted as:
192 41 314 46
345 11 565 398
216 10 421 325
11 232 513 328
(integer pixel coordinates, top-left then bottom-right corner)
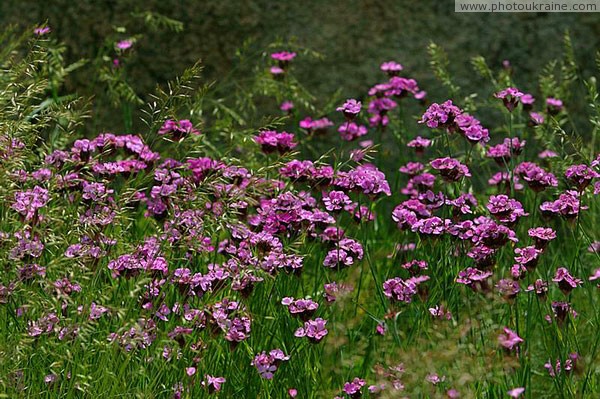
254 130 297 154
158 119 201 140
251 349 290 379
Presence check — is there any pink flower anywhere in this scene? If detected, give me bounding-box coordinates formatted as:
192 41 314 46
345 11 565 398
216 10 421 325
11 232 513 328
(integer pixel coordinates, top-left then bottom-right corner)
254 130 297 154
498 327 523 350
158 119 200 140
339 122 368 141
508 387 525 398
280 101 294 112
337 99 362 119
380 61 403 76
530 112 545 125
116 40 133 50
270 66 285 75
494 87 524 112
203 375 226 393
546 97 563 113
294 318 328 342
271 51 296 62
343 377 366 397
186 367 196 376
251 349 290 379
426 373 445 385
34 26 51 36
552 267 582 294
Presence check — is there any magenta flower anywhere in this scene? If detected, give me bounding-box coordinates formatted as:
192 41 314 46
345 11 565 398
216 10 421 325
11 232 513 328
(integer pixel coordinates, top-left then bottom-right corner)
430 157 471 181
271 51 297 62
270 66 285 75
455 113 490 144
494 87 524 112
525 279 549 298
280 101 294 112
12 186 50 222
515 162 558 192
528 227 556 250
203 375 226 393
411 216 449 236
514 246 541 270
486 138 526 164
346 164 391 197
386 76 420 97
530 112 545 125
447 193 478 215
323 238 363 268
538 149 557 159
552 267 582 295
89 302 109 320
401 259 428 275
380 61 403 76
465 245 496 268
589 268 600 282
550 301 578 325
383 276 429 303
565 164 599 191
34 26 51 36
544 353 579 377
457 267 492 291
540 190 586 220
406 136 432 154
521 93 535 107
251 349 289 379
546 97 563 114
158 119 200 140
281 297 319 319
488 172 524 193
299 116 334 135
337 99 362 119
254 130 297 154
338 122 368 141
399 162 425 176
343 377 366 398
496 279 521 299
323 190 352 212
426 373 445 385
429 304 452 320
186 367 196 377
498 327 523 350
486 195 528 225
116 40 133 50
294 318 328 342
415 90 427 101
419 100 461 129
44 374 58 385
323 281 353 302
508 387 525 398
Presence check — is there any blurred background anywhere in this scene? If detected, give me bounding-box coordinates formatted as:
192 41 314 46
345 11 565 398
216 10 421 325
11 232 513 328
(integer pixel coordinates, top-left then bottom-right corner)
1 0 599 133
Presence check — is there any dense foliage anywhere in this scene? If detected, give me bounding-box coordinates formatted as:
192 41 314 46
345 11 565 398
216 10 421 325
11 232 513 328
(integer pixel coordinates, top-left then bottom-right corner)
1 24 600 398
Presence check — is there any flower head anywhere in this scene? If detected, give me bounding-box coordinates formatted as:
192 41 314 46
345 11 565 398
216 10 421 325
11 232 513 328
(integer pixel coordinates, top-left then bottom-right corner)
294 318 328 342
116 40 133 50
494 87 524 111
380 61 403 76
337 99 362 118
34 26 51 36
552 267 582 295
498 327 523 350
